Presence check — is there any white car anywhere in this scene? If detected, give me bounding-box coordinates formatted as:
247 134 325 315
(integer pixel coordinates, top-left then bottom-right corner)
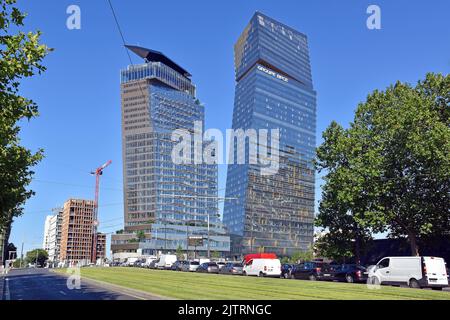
155 254 177 269
368 256 448 290
243 258 281 277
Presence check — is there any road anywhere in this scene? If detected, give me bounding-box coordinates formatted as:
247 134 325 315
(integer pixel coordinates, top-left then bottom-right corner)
1 268 142 300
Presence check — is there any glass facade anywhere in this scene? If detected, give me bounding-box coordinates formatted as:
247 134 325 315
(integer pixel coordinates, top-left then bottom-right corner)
116 48 230 255
224 12 316 256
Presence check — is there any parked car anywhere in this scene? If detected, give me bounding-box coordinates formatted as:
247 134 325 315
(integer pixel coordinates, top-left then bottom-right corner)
321 264 368 283
197 262 219 273
142 256 157 268
133 259 145 267
219 262 244 275
242 254 281 277
148 259 159 269
368 256 449 290
291 261 329 281
155 254 177 270
171 260 188 271
280 264 295 279
181 260 200 272
216 262 226 270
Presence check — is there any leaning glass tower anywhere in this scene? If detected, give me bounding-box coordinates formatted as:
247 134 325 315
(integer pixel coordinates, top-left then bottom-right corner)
112 46 230 258
223 13 316 257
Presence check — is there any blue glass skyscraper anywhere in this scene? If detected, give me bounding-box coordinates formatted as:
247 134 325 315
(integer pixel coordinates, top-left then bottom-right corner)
224 13 316 256
112 46 230 258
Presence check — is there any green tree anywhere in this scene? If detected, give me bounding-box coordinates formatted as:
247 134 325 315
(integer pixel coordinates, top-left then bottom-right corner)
176 245 184 260
25 249 48 267
12 257 24 268
211 251 221 259
136 230 145 242
316 73 450 257
315 122 378 262
0 0 51 234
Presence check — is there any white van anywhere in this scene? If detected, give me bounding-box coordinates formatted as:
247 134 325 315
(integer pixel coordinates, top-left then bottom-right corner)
368 256 448 290
155 254 177 269
243 258 281 277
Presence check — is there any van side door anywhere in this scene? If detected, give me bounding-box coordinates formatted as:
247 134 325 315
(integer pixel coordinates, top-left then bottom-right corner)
376 258 391 283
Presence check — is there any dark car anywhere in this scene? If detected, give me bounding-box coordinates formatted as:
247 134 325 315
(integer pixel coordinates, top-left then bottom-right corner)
280 264 295 279
197 262 219 273
291 261 330 281
321 264 368 283
133 259 145 267
219 262 244 275
171 260 188 271
148 259 159 269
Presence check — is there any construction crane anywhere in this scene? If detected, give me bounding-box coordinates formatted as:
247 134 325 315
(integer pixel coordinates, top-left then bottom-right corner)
90 160 112 263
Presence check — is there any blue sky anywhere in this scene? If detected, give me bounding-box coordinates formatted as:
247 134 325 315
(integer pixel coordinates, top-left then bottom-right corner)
10 0 450 254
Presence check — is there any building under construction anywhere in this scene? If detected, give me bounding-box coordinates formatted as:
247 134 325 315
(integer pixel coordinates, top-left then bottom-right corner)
59 199 106 266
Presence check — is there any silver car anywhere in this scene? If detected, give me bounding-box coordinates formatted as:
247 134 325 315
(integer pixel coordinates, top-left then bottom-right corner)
197 262 219 273
219 262 244 275
181 260 200 272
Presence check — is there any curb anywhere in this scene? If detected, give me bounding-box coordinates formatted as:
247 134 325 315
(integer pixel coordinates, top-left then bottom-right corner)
50 269 174 300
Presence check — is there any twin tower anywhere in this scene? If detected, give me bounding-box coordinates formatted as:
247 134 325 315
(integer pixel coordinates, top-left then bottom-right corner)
112 12 316 259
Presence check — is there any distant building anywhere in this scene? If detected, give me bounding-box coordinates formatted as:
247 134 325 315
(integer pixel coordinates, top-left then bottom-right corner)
46 208 63 266
112 45 230 259
42 215 52 252
223 12 317 256
95 233 106 262
59 199 105 266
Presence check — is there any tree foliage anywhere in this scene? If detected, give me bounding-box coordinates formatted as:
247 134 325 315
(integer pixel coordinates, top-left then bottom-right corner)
25 248 48 267
0 0 51 232
316 73 450 257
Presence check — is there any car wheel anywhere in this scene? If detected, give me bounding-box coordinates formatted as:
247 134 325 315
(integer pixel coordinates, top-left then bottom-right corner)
243 271 248 276
309 274 317 281
346 275 354 283
368 276 379 285
258 272 265 277
409 279 420 289
284 273 289 279
432 287 443 291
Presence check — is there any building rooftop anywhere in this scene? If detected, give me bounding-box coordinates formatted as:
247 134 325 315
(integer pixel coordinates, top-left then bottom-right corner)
125 45 191 78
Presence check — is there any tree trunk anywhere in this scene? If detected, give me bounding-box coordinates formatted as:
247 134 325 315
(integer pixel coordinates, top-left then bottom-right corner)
354 235 361 265
408 232 420 256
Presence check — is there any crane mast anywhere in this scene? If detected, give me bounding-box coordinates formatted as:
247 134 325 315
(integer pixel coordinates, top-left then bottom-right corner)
91 160 112 263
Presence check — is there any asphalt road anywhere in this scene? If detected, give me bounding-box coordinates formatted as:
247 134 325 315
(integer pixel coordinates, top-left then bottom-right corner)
1 268 141 300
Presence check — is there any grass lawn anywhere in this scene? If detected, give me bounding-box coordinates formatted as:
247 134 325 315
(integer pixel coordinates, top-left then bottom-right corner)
56 267 450 300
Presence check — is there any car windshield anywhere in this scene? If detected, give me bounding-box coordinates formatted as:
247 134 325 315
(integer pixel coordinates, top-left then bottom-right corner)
190 261 199 265
233 263 243 267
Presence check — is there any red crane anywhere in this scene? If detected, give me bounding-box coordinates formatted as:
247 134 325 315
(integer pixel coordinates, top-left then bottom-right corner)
91 160 112 263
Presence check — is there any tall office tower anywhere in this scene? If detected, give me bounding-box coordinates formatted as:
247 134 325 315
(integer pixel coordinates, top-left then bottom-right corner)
47 208 63 266
42 215 52 251
111 46 230 258
223 13 316 256
59 199 105 265
42 208 63 266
